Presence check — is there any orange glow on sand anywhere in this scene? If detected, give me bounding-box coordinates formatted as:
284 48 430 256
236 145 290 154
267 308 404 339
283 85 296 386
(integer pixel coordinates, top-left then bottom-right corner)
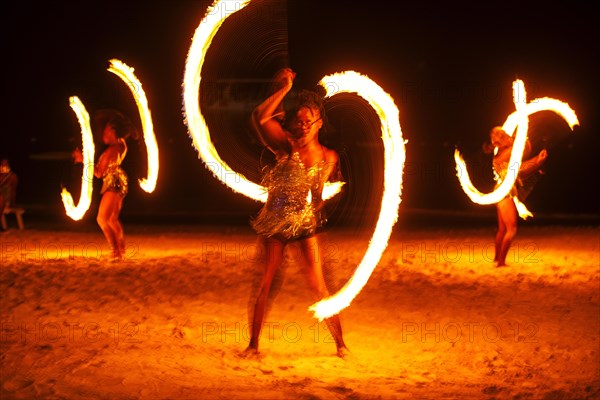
1 226 598 397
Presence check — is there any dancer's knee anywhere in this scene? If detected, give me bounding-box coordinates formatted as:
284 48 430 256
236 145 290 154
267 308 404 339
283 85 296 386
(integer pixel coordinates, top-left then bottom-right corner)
505 225 517 240
107 214 121 230
96 214 109 229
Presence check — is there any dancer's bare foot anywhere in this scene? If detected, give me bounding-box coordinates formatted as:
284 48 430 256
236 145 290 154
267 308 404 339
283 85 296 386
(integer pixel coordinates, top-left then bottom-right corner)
118 240 126 260
337 346 351 359
239 346 261 359
109 248 123 263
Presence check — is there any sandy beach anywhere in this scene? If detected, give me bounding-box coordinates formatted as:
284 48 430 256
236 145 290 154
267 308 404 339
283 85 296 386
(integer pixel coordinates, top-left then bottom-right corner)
1 222 599 399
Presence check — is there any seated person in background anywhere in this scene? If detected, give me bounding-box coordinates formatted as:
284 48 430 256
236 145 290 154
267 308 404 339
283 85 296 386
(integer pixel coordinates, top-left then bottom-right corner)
0 158 18 216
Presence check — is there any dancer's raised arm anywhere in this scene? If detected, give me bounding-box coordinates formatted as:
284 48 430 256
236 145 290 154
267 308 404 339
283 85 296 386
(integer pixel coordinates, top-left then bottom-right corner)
251 68 296 153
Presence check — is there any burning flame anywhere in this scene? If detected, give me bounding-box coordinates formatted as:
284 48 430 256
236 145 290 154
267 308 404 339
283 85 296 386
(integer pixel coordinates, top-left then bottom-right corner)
309 71 405 320
61 96 95 220
108 59 159 193
455 80 579 218
182 0 342 202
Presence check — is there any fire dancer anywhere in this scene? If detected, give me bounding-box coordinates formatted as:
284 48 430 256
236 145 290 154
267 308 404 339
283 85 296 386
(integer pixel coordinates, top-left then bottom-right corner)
487 126 547 267
75 109 138 261
246 68 350 358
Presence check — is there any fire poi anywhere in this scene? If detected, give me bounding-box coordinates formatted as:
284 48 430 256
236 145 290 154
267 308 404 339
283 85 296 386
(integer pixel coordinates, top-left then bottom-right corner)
454 80 579 219
62 59 159 220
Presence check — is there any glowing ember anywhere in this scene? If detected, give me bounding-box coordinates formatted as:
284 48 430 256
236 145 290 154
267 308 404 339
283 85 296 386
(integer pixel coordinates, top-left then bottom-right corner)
61 96 95 221
108 59 159 193
309 71 405 320
182 0 342 202
455 80 579 218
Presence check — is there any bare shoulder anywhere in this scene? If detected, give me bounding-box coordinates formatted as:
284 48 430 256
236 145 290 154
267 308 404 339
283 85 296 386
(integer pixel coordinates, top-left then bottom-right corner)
322 146 339 164
320 146 339 179
107 145 120 157
100 144 120 163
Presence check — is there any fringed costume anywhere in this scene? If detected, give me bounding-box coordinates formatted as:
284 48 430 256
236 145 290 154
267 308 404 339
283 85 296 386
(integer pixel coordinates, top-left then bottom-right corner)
251 152 337 241
100 138 128 197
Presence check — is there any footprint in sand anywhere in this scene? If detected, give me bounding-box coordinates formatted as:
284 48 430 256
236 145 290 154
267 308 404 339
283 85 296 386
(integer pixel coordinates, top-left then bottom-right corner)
3 376 34 392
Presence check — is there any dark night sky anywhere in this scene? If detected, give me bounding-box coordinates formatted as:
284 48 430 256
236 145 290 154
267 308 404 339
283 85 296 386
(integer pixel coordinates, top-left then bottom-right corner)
2 0 598 227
